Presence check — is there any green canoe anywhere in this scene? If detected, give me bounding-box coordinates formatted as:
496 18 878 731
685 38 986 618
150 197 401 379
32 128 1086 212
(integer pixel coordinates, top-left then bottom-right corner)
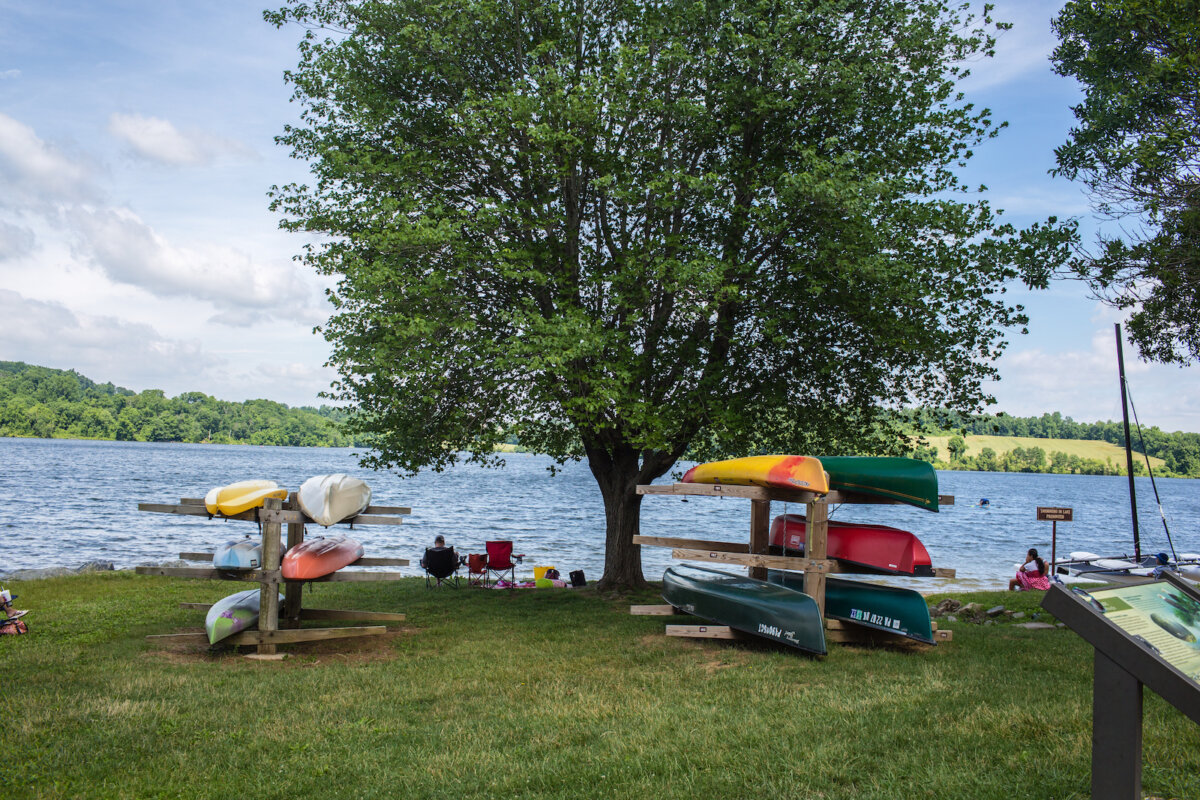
767 570 935 644
817 456 939 512
662 564 826 655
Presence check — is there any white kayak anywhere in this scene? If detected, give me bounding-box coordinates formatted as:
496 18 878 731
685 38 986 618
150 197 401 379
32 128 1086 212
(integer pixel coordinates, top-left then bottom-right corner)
297 474 371 527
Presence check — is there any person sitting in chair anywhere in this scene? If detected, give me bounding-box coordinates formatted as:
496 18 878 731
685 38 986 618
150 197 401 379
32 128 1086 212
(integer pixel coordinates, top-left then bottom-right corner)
419 535 450 568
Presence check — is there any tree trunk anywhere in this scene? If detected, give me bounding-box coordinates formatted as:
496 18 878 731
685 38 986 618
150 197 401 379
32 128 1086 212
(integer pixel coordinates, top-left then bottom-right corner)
585 440 678 591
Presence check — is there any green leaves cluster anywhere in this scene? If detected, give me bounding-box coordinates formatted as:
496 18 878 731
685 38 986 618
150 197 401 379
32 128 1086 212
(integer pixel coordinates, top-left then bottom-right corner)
0 362 358 447
269 0 1067 474
1052 0 1200 363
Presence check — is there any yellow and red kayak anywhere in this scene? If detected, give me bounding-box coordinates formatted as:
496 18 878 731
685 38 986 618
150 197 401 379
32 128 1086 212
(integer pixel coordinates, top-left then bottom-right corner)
204 480 289 516
681 455 829 493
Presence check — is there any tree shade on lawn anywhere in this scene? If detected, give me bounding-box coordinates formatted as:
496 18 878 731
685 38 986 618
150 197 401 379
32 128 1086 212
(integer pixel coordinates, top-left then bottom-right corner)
266 0 1070 589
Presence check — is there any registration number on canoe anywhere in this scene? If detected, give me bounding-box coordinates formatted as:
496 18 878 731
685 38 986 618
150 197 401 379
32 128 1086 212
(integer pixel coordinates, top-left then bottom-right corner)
849 608 903 630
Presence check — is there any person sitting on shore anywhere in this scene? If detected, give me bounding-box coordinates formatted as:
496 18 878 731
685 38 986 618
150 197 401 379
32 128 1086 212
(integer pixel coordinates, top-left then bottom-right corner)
1009 548 1051 591
419 535 450 569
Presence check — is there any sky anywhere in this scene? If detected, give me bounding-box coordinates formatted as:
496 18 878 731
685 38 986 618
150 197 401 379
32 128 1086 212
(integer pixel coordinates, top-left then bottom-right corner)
1 0 1197 433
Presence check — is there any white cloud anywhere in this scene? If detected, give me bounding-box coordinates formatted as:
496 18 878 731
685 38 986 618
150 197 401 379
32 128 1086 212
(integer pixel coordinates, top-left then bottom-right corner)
0 69 20 80
0 112 95 206
991 319 1200 432
956 2 1065 93
0 221 36 261
0 288 223 386
67 206 314 318
108 112 252 166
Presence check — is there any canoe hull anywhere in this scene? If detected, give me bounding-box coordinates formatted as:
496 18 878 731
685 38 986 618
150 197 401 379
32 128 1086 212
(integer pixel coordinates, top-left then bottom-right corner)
297 473 372 527
817 456 939 512
205 589 282 645
213 539 261 570
769 514 934 576
204 480 289 516
682 455 829 494
767 571 935 644
281 536 364 580
662 564 826 654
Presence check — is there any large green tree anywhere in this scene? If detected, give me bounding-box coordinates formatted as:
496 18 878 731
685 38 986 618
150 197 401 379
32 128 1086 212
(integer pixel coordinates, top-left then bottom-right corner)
267 0 1066 589
1052 0 1200 363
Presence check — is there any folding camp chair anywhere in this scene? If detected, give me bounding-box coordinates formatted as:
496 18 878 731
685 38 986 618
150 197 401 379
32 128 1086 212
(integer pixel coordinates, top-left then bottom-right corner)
484 540 524 586
466 553 488 587
423 547 462 588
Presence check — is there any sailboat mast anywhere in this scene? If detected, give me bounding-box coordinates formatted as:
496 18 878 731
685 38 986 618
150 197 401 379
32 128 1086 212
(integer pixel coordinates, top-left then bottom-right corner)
1115 323 1141 561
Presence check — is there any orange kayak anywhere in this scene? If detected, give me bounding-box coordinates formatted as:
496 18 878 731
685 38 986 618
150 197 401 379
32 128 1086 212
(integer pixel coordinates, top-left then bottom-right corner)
281 536 364 580
681 455 829 493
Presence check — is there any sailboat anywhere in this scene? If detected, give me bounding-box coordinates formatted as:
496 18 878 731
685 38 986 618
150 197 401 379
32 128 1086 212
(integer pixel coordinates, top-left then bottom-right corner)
1053 324 1200 585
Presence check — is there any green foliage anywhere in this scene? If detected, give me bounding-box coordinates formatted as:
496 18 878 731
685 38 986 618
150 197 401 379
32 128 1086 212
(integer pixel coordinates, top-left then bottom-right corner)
1051 0 1200 363
901 407 1200 477
267 0 1070 585
0 361 361 447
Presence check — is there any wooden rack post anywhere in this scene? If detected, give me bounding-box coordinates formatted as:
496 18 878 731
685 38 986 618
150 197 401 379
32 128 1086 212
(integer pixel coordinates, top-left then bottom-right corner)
259 497 283 655
804 500 828 618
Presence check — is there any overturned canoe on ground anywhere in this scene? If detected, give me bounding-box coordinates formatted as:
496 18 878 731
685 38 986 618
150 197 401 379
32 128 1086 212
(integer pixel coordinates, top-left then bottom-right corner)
662 564 826 654
769 514 935 576
767 570 935 644
681 455 829 494
817 456 939 512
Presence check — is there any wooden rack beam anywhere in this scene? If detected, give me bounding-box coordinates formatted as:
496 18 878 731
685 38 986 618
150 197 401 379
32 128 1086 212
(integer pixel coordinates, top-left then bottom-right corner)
665 624 743 640
177 552 410 568
632 535 748 553
147 626 388 645
671 548 832 573
178 603 405 622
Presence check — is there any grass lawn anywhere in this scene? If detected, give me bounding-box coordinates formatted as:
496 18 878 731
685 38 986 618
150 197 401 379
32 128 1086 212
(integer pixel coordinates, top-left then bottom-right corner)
923 434 1167 471
2 572 1198 799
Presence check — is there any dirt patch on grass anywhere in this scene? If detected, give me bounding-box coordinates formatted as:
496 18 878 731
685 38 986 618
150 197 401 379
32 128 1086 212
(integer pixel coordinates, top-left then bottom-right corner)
144 626 415 666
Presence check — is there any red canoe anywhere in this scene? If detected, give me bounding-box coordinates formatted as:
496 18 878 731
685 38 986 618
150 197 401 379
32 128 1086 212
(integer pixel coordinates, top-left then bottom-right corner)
769 514 934 576
281 535 364 580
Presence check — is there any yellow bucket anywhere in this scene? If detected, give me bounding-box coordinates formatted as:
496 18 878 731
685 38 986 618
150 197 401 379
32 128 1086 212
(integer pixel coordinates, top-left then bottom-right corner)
533 565 556 580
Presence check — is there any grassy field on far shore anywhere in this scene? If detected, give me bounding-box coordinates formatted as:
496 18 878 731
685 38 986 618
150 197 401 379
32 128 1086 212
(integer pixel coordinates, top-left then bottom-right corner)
3 573 1198 799
923 434 1167 470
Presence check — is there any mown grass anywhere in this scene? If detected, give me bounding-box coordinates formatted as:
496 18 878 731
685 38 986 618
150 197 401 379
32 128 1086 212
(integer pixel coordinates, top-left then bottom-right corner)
924 434 1167 470
2 573 1198 799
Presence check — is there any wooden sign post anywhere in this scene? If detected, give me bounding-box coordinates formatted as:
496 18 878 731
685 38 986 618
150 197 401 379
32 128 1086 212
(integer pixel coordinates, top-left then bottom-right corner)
1037 506 1073 568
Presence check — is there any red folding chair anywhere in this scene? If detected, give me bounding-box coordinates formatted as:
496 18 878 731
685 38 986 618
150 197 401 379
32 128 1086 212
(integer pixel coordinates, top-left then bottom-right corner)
466 553 488 587
485 540 523 585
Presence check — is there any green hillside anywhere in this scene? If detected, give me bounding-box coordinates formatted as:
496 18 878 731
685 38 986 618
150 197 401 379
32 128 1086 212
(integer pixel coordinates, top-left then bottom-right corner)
923 434 1167 475
0 361 361 447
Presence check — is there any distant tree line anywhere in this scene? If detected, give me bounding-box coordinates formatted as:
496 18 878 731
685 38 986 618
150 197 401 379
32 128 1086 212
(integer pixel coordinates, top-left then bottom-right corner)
903 409 1200 477
0 362 364 447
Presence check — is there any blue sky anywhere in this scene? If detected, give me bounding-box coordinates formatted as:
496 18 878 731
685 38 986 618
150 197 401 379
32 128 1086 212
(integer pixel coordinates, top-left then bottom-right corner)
1 0 1197 432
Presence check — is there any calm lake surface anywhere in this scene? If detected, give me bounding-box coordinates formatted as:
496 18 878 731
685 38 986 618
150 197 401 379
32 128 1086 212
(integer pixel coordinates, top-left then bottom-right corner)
2 437 1198 589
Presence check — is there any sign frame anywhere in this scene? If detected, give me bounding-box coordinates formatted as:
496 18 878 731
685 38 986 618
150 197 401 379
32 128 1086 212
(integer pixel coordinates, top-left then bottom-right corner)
1042 572 1200 799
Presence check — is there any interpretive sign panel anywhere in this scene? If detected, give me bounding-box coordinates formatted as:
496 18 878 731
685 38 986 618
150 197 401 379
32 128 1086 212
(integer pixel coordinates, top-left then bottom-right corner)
1037 506 1073 521
1086 581 1200 683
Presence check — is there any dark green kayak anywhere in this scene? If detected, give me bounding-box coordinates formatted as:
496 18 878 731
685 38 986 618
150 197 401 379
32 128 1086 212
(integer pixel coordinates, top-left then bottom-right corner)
662 564 826 654
817 456 939 512
767 570 935 644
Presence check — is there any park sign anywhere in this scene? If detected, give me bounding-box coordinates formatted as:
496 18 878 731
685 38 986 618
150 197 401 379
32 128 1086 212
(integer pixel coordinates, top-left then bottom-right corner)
1037 506 1073 522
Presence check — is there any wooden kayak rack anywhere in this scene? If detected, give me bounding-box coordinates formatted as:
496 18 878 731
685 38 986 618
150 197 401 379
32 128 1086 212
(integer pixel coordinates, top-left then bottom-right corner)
635 482 955 648
137 494 411 657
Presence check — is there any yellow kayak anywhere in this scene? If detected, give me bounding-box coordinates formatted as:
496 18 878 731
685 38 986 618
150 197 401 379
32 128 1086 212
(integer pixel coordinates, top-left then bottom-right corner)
204 480 289 516
681 455 829 493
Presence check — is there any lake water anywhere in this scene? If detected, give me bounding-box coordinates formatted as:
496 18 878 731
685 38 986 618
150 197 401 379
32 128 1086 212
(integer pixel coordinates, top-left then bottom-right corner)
2 437 1197 590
